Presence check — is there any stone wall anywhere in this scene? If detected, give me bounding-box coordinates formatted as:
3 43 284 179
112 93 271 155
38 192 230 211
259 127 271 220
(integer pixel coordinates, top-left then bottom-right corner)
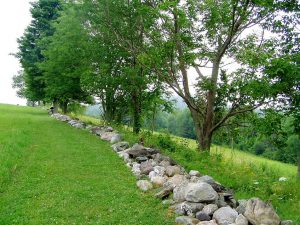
51 113 294 225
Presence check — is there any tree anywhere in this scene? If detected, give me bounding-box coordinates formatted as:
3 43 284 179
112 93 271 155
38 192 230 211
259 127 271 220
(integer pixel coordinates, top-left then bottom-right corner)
141 0 299 151
82 0 170 133
16 0 61 103
39 5 92 113
12 70 26 99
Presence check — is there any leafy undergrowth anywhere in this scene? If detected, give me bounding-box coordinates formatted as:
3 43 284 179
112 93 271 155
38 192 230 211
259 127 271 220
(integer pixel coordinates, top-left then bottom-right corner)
74 113 300 223
0 104 174 224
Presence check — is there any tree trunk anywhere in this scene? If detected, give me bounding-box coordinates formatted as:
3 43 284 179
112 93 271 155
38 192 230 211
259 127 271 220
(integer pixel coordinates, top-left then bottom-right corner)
62 102 68 114
189 106 212 151
53 99 58 113
132 90 142 134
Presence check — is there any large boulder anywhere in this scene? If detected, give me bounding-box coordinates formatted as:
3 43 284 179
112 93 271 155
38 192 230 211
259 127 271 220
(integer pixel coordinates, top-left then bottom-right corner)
185 182 218 203
175 216 199 225
212 206 238 225
244 198 280 225
111 142 129 152
136 180 153 192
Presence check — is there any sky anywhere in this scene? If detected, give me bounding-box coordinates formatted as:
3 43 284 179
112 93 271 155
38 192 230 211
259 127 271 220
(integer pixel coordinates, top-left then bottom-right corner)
0 0 33 106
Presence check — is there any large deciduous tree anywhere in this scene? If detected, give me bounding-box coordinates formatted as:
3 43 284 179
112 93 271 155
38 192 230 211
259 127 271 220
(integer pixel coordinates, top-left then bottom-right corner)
141 0 299 151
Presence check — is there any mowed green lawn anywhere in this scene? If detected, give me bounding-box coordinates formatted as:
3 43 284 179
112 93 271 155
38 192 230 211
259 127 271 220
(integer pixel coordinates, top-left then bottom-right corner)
0 104 173 224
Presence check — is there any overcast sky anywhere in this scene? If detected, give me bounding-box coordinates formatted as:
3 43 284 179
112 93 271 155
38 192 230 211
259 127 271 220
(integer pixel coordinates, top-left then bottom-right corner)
0 0 33 106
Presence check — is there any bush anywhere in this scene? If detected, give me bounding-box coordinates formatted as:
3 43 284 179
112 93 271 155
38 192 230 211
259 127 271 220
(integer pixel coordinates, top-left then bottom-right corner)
157 134 177 152
253 141 267 155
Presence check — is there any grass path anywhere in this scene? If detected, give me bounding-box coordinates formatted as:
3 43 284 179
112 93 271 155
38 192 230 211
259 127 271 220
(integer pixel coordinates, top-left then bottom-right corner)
0 104 173 224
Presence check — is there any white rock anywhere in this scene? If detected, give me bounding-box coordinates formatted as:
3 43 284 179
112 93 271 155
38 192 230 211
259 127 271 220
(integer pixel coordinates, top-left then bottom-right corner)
110 134 122 144
189 170 201 177
136 180 153 191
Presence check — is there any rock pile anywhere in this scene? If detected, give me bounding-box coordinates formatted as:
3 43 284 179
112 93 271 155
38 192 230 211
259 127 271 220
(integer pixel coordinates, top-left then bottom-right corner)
51 113 293 225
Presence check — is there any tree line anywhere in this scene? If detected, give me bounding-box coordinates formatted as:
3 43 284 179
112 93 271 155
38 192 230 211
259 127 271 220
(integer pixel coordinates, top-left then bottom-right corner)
13 0 299 156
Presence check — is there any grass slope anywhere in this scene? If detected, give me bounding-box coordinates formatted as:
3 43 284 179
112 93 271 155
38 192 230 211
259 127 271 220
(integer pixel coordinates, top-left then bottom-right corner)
0 104 173 224
74 114 300 223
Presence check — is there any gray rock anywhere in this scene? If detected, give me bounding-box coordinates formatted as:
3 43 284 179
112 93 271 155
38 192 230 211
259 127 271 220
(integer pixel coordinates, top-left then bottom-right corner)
203 204 218 216
91 127 104 136
110 133 122 143
117 151 130 162
212 207 238 225
111 141 129 152
244 198 280 225
189 170 201 177
136 156 148 163
132 162 141 177
196 211 211 221
280 220 293 225
175 216 200 225
236 199 247 214
159 159 171 167
185 182 218 203
136 180 153 192
155 185 173 199
153 166 166 177
165 174 188 189
127 145 150 158
140 161 154 175
235 214 248 225
174 182 189 202
182 202 205 215
196 220 218 225
166 165 182 177
105 126 114 132
197 175 215 184
190 176 201 183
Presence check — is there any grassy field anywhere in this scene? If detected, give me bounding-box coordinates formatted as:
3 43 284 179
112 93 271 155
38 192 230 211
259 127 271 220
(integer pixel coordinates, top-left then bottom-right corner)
0 104 174 224
74 113 300 223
